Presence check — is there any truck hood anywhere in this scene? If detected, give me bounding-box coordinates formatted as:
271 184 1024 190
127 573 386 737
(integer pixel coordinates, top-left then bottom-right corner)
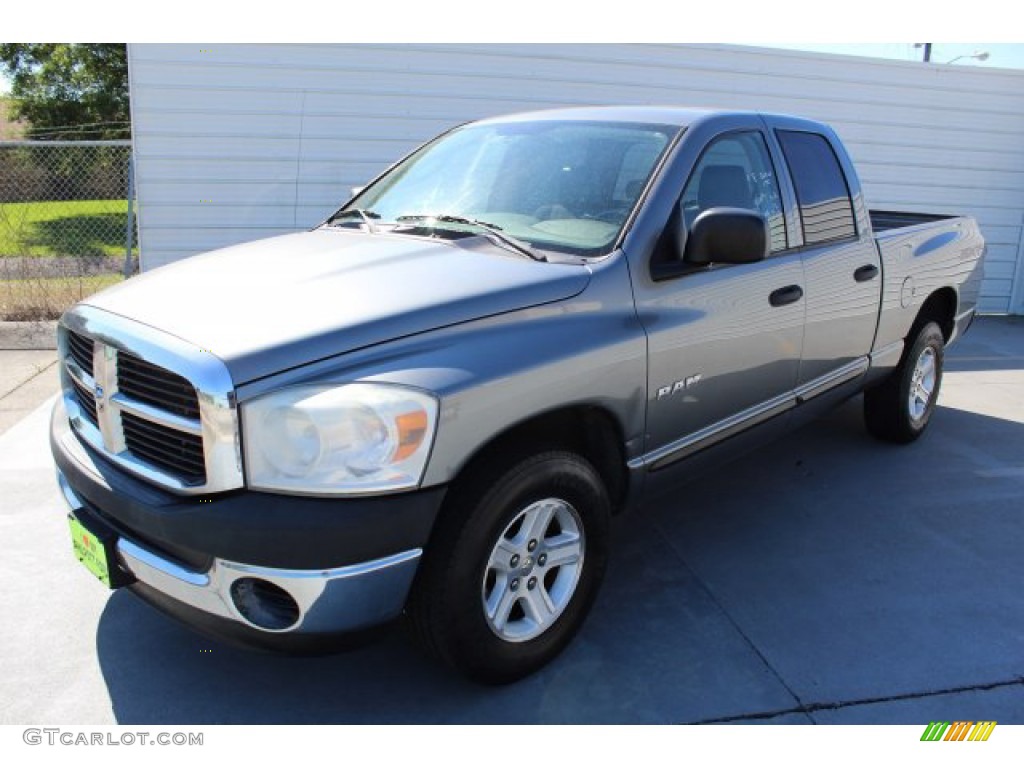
83 229 591 383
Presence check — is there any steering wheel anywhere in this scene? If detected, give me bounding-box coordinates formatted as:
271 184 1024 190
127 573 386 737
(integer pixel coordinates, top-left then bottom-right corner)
532 203 575 221
584 206 631 224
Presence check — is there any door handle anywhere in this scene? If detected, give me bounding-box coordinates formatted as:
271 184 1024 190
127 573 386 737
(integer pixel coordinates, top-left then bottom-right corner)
854 264 879 282
769 285 803 307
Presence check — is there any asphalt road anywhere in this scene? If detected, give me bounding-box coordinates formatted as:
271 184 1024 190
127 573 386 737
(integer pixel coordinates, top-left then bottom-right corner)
1 318 1022 724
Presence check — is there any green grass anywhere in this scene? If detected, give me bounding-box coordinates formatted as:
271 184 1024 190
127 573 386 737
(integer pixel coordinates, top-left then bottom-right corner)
0 274 124 321
0 199 135 258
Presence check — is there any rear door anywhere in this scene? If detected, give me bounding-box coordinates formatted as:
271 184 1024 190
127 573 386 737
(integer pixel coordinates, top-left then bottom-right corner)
767 118 882 389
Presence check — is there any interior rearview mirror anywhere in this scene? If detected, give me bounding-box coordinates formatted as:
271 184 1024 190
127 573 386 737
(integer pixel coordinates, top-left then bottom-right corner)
684 207 768 266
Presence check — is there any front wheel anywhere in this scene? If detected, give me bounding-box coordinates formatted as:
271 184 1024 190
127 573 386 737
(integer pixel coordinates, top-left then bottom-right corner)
864 321 945 443
407 451 610 684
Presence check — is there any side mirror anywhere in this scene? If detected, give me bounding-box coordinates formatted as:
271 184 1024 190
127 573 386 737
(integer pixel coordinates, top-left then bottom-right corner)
684 207 768 266
350 186 365 199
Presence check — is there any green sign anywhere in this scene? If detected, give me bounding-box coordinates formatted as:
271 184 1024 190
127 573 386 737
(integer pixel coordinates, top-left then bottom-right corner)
68 515 111 587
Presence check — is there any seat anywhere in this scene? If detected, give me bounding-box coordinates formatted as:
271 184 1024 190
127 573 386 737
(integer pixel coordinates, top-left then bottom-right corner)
697 164 754 211
624 179 645 200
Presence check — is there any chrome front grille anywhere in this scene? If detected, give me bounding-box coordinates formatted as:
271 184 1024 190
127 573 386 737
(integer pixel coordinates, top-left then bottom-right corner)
117 351 201 420
67 330 94 375
122 412 206 483
58 308 243 495
69 377 99 426
67 330 99 427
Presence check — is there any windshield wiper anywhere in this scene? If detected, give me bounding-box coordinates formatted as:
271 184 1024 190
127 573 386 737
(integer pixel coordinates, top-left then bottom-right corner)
327 208 381 233
395 214 546 262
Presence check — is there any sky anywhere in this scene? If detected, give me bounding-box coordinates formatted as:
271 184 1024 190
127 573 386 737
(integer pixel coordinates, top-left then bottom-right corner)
764 43 1024 68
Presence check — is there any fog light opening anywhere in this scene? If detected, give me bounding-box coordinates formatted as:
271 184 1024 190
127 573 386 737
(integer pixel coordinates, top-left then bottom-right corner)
229 577 301 631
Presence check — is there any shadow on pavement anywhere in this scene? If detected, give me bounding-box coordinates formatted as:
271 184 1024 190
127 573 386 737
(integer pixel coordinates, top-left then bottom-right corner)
94 521 796 726
95 509 797 724
643 399 1024 711
95 396 1024 724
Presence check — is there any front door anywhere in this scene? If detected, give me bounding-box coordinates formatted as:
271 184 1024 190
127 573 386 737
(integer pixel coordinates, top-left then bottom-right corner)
630 125 805 465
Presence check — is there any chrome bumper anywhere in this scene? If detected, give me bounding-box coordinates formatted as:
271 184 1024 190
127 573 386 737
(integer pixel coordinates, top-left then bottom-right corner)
57 470 421 635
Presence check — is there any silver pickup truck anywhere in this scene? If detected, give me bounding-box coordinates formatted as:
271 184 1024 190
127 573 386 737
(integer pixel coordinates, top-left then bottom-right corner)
51 107 985 683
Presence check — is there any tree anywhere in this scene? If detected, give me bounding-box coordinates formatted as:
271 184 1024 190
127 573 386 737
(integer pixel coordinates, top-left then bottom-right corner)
0 44 129 140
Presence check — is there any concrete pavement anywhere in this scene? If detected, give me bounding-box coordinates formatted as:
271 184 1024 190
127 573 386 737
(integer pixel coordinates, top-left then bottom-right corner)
0 318 1021 724
0 320 58 436
0 351 58 436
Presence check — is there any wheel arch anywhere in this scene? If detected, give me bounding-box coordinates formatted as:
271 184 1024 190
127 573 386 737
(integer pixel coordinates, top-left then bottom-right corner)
445 404 631 515
911 286 958 342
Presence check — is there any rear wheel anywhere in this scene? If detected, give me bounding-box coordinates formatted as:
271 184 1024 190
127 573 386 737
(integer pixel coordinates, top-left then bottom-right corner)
864 321 945 443
407 450 610 684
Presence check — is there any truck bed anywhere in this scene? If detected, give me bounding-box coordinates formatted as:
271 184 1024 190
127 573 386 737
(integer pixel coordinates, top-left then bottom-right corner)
869 210 958 233
869 209 985 357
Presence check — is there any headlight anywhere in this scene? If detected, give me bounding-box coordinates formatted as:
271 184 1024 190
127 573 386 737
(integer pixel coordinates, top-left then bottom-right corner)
242 383 438 495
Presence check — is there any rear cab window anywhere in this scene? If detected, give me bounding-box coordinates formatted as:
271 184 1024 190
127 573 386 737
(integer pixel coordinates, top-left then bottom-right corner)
776 131 857 246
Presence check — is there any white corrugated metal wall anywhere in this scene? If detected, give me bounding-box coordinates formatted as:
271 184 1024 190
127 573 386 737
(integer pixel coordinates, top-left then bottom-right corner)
127 43 1024 314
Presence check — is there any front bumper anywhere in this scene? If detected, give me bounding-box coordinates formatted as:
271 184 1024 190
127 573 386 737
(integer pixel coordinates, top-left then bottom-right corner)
51 399 446 645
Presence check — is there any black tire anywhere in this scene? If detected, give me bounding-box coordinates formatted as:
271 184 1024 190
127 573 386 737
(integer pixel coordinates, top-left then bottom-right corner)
407 450 611 685
864 321 945 444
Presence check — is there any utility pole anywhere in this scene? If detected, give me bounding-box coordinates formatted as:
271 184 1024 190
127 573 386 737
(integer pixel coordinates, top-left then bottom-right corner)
915 43 932 62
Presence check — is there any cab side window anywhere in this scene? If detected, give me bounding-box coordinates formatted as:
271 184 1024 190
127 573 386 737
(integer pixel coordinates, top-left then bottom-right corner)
681 132 787 253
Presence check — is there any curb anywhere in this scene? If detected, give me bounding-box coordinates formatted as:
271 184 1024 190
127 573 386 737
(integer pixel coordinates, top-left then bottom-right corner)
0 321 58 350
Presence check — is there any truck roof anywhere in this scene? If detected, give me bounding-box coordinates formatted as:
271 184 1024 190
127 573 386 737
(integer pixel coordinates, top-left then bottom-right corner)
473 105 806 129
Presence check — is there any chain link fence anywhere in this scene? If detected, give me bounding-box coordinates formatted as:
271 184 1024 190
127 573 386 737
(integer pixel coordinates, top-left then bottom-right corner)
0 140 137 321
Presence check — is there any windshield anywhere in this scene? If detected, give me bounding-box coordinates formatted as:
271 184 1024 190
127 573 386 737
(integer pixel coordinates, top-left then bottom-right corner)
335 120 678 257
